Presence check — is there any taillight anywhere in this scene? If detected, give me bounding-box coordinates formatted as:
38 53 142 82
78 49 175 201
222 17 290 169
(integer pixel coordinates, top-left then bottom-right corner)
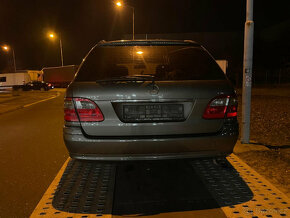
203 95 238 119
64 97 104 122
64 98 78 121
226 97 238 118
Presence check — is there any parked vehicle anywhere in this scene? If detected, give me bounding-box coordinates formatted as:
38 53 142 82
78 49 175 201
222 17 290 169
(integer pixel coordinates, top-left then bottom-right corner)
42 65 78 88
63 40 238 161
14 81 54 91
0 72 31 87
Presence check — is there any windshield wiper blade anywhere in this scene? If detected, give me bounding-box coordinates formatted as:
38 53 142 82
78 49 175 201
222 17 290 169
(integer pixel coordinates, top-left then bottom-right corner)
126 75 155 80
129 75 156 85
122 75 156 85
96 75 155 83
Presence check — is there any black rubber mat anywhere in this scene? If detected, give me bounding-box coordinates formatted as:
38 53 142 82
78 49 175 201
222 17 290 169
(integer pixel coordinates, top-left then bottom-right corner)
51 158 253 216
52 159 115 215
112 160 220 216
191 158 253 207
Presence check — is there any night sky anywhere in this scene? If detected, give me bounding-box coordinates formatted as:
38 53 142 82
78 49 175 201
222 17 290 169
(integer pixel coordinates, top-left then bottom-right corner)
0 0 289 71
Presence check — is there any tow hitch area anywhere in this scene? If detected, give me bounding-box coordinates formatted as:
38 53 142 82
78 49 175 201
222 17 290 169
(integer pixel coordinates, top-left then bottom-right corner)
31 154 289 218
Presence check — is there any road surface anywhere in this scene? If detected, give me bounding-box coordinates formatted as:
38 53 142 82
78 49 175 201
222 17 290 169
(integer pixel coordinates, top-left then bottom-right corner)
0 91 68 217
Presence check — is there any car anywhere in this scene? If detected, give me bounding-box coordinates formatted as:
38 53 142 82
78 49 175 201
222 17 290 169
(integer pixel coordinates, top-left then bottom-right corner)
63 40 238 161
15 81 54 91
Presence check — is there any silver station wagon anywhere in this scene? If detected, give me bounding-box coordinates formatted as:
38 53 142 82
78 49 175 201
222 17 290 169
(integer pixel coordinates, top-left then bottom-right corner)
63 40 238 160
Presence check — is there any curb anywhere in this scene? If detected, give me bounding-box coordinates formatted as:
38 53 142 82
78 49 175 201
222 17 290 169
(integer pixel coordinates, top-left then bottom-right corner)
233 140 270 154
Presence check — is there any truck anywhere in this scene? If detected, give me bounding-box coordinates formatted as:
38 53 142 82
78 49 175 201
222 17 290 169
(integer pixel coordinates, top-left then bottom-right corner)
26 70 44 81
42 65 78 88
0 70 44 93
216 60 228 74
0 72 32 87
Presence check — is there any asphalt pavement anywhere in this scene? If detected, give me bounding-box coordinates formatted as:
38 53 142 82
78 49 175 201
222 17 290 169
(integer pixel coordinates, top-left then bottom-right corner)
0 89 68 217
0 90 60 115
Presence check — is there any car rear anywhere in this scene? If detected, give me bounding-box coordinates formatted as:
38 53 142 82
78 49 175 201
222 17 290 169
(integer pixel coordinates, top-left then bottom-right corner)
63 40 238 160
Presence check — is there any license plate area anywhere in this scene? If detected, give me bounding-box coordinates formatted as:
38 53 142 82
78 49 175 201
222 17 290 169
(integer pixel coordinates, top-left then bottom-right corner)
122 104 185 122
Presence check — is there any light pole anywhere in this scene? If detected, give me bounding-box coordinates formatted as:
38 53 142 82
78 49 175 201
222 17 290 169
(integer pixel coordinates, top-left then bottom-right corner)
48 32 64 66
116 1 135 40
241 0 254 143
1 45 17 72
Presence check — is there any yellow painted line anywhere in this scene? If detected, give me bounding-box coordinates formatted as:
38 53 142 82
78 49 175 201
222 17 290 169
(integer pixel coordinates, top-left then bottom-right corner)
222 154 290 217
30 158 113 218
24 92 60 108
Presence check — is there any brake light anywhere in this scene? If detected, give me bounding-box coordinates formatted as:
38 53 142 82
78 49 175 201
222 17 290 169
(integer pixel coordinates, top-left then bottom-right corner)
203 95 238 119
64 98 104 122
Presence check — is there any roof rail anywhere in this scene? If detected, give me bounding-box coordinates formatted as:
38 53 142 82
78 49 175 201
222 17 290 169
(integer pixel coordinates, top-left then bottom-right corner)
97 39 200 47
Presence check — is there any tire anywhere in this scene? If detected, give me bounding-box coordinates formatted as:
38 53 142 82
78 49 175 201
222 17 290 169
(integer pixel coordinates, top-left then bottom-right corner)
40 87 45 91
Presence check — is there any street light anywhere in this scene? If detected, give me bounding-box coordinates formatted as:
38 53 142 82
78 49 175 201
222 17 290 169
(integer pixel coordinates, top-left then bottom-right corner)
47 32 64 66
1 45 16 72
2 46 8 51
115 1 135 40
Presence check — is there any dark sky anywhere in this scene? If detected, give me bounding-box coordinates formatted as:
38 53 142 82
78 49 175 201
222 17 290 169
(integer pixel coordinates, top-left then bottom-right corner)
0 0 289 70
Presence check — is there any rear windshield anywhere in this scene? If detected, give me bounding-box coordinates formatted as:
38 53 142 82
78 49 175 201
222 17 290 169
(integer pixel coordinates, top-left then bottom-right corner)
75 45 226 82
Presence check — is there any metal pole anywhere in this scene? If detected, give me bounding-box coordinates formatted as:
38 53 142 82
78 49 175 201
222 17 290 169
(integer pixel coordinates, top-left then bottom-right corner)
241 0 254 143
12 48 16 72
132 7 135 40
59 37 64 66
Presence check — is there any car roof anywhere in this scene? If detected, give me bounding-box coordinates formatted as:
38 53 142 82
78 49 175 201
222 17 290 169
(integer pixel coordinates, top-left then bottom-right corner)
98 39 200 47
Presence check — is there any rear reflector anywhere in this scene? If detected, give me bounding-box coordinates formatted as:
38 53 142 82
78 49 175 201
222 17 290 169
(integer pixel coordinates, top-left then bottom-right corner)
226 105 238 118
203 95 238 119
64 98 104 122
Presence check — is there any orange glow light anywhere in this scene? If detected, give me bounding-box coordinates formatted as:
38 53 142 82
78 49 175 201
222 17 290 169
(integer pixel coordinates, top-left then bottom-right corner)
2 46 9 51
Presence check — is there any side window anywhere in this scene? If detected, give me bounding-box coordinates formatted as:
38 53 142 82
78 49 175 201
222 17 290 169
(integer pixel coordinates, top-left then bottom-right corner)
0 77 6 82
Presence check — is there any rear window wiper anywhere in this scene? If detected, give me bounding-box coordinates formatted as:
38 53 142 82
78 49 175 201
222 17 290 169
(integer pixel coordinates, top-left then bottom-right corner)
126 75 155 80
131 75 157 86
96 75 155 83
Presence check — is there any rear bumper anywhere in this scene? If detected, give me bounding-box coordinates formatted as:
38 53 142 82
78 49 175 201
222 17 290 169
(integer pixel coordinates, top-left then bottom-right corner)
63 121 238 161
